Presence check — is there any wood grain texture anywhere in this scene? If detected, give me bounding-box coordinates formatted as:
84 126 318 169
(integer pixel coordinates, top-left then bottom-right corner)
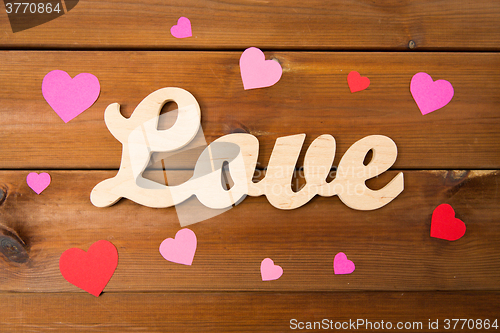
0 0 499 51
1 0 498 330
0 170 498 292
0 292 498 332
0 51 499 170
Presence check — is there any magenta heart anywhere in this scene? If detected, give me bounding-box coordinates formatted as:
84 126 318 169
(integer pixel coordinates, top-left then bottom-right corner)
410 72 454 115
260 258 283 281
170 17 192 39
42 70 100 123
26 172 51 194
334 252 355 275
240 47 283 90
159 228 197 265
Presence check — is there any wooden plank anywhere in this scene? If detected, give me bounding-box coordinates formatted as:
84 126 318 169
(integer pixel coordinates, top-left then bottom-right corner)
0 51 499 170
0 292 498 332
0 169 498 292
1 0 500 50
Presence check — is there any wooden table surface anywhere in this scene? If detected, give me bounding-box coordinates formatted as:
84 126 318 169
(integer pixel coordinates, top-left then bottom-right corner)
0 1 499 332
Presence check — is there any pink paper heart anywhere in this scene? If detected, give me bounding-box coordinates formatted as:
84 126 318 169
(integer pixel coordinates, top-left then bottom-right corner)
334 252 355 275
26 172 51 194
42 70 100 123
159 228 197 265
240 47 283 90
260 258 283 281
170 17 192 39
410 72 454 115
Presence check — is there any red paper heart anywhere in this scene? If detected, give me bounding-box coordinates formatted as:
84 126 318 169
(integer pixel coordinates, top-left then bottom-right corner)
59 240 118 297
347 71 370 93
430 204 466 241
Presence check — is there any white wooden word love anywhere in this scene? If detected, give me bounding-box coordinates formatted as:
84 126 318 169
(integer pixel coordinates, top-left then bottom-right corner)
91 87 403 213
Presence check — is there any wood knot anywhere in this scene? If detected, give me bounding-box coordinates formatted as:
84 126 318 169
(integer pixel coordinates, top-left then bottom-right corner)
444 170 470 198
223 119 250 135
445 170 469 184
0 185 6 205
0 226 29 264
231 128 248 134
408 40 416 49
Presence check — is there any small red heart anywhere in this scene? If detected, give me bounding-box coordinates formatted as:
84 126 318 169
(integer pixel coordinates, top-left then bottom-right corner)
430 204 466 241
347 71 370 93
59 240 118 297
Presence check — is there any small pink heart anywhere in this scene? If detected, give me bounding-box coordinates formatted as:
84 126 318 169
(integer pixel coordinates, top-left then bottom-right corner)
170 17 192 39
159 228 197 265
410 72 454 115
260 258 283 281
334 252 355 275
42 70 100 123
26 172 51 194
240 47 283 90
